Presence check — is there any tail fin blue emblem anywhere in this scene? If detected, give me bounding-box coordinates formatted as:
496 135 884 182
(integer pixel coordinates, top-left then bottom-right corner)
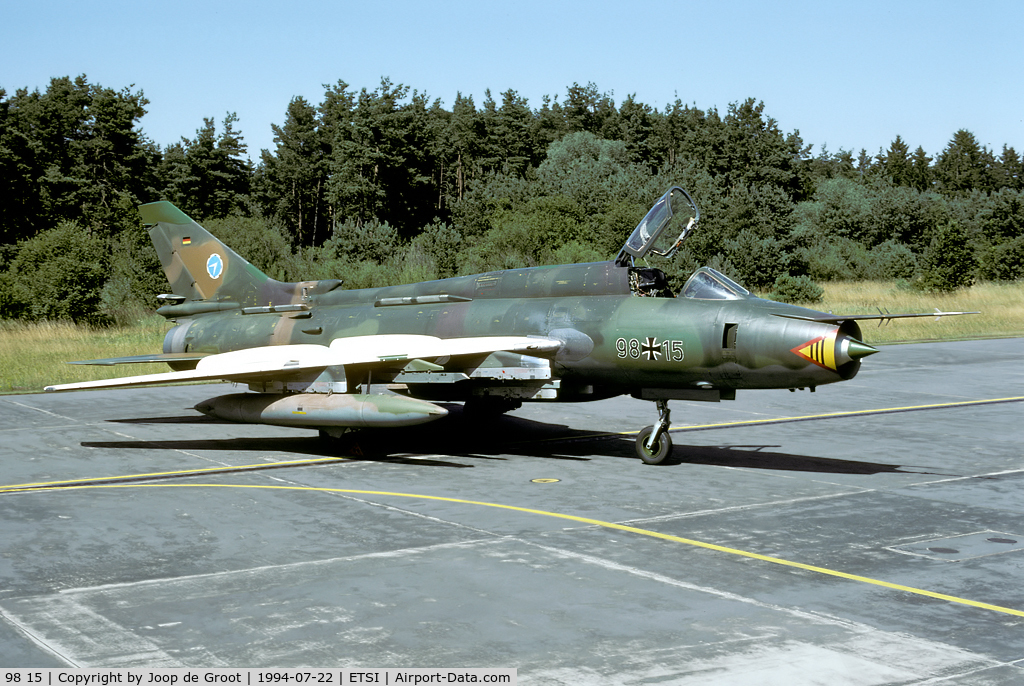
207 253 224 279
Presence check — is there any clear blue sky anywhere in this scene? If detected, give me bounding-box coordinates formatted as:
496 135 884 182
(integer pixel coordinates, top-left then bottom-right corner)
4 0 1022 163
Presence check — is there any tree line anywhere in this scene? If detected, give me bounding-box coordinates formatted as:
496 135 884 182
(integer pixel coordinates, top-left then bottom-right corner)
1 75 1022 323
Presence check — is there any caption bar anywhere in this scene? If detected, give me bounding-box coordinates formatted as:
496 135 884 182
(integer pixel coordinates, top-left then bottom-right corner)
1 671 515 686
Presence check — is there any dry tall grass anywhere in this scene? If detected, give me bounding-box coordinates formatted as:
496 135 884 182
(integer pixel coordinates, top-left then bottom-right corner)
0 317 168 393
815 281 1024 344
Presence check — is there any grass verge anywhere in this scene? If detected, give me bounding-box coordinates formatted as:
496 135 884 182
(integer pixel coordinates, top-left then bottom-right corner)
814 281 1024 344
0 317 169 394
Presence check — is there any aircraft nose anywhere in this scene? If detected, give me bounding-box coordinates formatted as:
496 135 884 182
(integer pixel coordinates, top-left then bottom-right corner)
839 337 879 365
786 325 878 379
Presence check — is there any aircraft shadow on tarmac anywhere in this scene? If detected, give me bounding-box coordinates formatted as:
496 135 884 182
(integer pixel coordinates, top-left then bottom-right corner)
95 406 933 476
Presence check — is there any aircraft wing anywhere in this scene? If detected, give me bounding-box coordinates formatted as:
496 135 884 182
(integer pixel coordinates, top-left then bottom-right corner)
773 309 979 325
45 335 561 392
67 352 211 366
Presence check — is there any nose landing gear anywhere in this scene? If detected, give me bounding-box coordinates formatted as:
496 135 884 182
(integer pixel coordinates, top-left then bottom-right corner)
636 399 674 465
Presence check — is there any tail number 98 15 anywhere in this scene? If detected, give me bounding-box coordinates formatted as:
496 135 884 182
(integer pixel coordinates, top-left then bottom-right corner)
616 337 684 362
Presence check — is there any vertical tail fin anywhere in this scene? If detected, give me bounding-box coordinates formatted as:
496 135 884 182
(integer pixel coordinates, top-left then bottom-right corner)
140 201 271 304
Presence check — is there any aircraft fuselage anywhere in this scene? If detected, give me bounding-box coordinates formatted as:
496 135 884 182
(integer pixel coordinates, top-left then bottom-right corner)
163 262 864 404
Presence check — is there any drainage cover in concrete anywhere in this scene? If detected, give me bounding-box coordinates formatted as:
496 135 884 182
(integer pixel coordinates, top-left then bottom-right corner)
889 531 1024 561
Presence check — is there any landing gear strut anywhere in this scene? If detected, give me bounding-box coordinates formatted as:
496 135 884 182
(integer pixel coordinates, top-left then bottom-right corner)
636 399 673 465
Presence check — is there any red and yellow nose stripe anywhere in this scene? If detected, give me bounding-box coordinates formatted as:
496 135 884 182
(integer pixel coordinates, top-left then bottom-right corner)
791 329 838 370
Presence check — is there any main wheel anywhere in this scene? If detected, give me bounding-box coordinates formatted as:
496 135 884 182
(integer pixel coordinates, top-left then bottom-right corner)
636 426 673 465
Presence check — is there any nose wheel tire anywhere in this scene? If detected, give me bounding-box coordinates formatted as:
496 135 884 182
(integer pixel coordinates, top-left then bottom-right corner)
636 425 673 465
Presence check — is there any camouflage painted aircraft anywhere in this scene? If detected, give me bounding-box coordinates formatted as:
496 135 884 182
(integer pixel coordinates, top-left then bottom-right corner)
46 187 975 464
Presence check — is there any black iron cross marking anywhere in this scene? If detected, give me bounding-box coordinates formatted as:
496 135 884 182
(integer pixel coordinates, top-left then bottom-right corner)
642 337 661 361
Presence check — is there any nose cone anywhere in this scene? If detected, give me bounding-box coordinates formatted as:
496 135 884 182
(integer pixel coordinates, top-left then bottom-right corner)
788 328 878 377
845 339 879 361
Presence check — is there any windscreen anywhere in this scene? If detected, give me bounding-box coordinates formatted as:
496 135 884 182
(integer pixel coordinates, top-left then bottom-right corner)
681 268 750 300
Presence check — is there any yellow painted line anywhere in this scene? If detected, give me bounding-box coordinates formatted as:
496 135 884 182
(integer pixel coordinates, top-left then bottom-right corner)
551 395 1024 441
0 456 349 491
9 481 1024 619
660 395 1024 434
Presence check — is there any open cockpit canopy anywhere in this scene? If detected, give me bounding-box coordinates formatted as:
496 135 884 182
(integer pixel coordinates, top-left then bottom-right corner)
616 186 699 267
616 186 750 302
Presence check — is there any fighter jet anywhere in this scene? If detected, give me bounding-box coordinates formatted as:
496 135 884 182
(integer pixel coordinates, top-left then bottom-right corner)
46 187 974 464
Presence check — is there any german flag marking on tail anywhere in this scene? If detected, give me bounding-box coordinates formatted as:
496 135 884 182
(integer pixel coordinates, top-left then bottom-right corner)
791 329 838 370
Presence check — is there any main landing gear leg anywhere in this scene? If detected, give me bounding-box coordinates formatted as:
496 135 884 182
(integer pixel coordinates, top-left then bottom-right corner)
636 399 674 465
